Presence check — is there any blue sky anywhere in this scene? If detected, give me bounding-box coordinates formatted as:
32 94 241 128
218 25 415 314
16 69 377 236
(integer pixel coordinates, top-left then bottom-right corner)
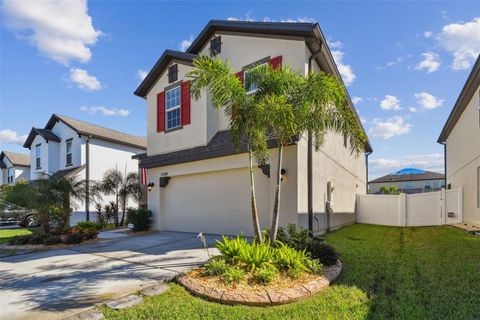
1 1 479 179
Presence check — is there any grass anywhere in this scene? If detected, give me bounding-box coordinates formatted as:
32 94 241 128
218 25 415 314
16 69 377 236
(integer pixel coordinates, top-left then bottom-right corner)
0 228 33 244
100 225 480 319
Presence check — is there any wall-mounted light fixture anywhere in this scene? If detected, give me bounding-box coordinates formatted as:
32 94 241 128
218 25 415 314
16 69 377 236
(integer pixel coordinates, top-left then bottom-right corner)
147 182 154 192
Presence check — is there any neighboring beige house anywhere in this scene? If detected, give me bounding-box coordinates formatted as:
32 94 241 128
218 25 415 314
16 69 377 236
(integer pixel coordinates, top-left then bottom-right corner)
135 20 372 236
0 151 30 185
438 55 480 225
369 168 445 194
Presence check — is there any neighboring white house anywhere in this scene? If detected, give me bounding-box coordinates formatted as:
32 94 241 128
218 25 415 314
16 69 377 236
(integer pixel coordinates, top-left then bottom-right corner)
0 151 31 185
369 168 445 194
438 55 480 225
23 114 147 219
134 20 372 236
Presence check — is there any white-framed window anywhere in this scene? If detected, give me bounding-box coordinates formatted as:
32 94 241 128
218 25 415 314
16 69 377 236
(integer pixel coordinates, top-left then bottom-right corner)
244 63 267 94
166 86 181 130
66 139 73 166
35 144 41 169
424 180 432 189
7 168 14 184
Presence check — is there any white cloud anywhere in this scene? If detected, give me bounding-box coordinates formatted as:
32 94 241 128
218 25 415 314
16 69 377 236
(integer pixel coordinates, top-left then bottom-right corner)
137 69 148 81
360 116 367 125
415 52 441 73
424 31 433 38
0 129 27 145
369 116 412 139
369 153 444 178
409 107 418 113
80 106 129 117
68 68 102 91
3 0 102 65
376 56 403 70
180 34 194 51
329 41 356 86
380 95 401 110
436 17 480 70
414 92 443 109
352 96 363 104
227 14 315 23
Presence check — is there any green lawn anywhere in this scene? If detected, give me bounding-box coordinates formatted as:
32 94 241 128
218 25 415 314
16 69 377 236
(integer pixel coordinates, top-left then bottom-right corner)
101 225 480 320
0 228 33 244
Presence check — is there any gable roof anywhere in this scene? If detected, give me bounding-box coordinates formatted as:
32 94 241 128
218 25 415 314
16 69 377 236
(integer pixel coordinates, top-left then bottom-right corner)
0 151 30 167
134 20 372 153
24 114 146 149
23 128 61 148
438 54 480 143
369 169 445 184
134 50 197 98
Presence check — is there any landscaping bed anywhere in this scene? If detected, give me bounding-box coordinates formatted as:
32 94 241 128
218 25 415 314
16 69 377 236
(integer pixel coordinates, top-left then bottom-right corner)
178 259 342 306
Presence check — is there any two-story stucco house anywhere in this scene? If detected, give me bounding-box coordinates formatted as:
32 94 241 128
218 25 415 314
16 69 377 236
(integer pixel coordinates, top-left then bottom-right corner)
369 168 445 194
134 20 372 236
23 114 147 220
438 55 480 225
0 151 30 185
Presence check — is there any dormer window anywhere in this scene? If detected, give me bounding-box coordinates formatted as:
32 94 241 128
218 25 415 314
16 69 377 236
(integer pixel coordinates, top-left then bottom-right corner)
166 86 181 130
210 36 221 56
168 64 178 83
35 144 41 169
66 139 73 166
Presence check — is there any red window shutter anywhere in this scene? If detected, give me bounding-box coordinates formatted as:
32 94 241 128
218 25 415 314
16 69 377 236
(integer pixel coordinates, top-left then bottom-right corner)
181 81 191 126
235 70 244 84
157 91 165 132
269 55 282 70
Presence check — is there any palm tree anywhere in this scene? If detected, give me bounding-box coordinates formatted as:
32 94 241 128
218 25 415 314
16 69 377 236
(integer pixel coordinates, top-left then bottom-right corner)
52 175 87 233
248 65 367 242
100 168 142 226
187 55 268 242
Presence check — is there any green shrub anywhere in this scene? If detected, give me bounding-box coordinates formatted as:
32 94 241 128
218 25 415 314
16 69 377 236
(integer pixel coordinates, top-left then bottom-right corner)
8 235 31 245
264 224 310 251
287 266 304 279
28 233 46 245
43 234 62 245
305 258 323 275
273 241 309 272
215 236 248 262
203 259 228 276
127 208 152 231
221 266 245 284
64 232 84 244
237 242 275 272
253 264 278 284
306 238 338 266
76 221 103 239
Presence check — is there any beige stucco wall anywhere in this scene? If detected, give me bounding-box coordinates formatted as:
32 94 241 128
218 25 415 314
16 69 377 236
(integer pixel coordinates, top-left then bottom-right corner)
446 83 480 224
146 145 298 236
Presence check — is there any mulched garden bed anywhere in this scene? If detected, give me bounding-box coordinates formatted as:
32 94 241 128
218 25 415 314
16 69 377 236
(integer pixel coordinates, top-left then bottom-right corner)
177 260 342 306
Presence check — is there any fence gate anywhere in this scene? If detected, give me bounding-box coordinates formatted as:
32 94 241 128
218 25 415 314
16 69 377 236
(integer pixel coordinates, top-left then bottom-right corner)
356 187 462 227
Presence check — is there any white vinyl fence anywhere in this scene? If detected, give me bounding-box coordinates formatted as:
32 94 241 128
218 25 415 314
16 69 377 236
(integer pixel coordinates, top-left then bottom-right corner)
356 187 462 227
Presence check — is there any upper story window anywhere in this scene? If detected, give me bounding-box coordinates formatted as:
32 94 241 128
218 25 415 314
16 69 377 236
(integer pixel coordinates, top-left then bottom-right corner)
210 36 221 56
166 86 181 130
244 63 267 95
7 168 14 184
66 139 73 166
168 64 178 84
35 144 41 169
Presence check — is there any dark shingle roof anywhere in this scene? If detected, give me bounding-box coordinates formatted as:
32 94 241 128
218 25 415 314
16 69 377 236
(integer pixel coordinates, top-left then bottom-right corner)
23 128 61 148
369 169 445 184
438 54 480 143
51 165 85 179
0 151 31 167
136 130 299 168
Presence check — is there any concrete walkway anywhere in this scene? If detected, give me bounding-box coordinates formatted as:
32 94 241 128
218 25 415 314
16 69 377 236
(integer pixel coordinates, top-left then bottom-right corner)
0 231 219 320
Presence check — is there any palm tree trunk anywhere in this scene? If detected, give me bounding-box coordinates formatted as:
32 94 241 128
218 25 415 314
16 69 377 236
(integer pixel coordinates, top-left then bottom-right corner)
120 198 126 226
248 145 263 243
114 193 119 226
270 144 283 243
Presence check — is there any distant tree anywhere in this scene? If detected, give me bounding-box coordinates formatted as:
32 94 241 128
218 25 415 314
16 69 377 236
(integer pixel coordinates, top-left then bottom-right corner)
379 186 401 195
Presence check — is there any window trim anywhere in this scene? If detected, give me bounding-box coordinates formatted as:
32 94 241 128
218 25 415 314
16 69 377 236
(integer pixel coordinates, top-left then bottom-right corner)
243 56 270 95
165 85 182 130
210 36 221 56
167 64 178 84
7 168 14 184
66 138 73 167
35 144 41 169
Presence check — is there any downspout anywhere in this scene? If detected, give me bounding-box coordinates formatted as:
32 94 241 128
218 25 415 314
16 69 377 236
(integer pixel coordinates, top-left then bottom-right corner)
307 43 323 235
365 151 372 194
85 136 91 221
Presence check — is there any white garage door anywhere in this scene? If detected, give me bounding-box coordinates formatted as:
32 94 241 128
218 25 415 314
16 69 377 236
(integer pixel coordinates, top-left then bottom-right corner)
161 168 269 236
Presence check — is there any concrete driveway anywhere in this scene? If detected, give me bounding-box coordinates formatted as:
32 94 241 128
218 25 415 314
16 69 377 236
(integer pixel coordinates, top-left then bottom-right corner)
0 230 219 320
